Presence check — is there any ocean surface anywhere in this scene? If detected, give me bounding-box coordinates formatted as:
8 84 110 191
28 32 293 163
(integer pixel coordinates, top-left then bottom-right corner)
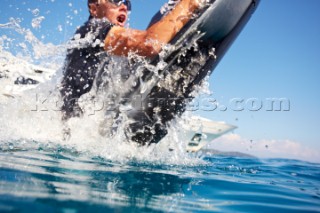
0 140 319 213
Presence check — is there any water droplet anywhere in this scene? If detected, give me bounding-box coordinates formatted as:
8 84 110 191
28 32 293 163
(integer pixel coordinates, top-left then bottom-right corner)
31 8 40 16
31 16 45 29
57 25 63 32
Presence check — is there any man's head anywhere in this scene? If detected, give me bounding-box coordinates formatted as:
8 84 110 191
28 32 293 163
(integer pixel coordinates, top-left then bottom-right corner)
88 0 131 27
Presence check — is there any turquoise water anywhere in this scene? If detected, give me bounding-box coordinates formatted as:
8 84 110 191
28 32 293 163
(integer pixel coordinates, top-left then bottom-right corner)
1 141 319 212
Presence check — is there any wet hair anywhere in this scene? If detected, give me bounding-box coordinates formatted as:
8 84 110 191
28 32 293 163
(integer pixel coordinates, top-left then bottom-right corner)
88 0 98 19
88 0 98 4
88 0 98 7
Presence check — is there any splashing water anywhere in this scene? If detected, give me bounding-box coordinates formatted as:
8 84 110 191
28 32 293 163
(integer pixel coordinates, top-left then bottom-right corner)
31 16 45 29
0 7 208 166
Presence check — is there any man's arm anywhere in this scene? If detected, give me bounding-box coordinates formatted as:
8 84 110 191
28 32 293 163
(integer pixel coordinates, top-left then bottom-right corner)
104 0 201 57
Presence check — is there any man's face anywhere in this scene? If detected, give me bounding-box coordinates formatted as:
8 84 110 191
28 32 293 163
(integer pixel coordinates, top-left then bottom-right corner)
90 0 129 27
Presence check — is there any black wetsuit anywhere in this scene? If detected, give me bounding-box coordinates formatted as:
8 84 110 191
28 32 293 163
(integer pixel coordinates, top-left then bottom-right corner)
59 2 180 145
59 17 169 144
60 17 114 120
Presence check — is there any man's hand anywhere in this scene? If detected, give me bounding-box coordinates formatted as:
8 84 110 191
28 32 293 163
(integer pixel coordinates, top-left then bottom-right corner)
105 0 205 57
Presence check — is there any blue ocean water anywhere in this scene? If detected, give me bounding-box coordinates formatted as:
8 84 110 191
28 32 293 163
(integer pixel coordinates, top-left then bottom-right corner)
0 141 319 213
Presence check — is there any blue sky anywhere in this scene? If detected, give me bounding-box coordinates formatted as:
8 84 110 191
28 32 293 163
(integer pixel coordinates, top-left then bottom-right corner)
1 0 320 160
208 0 320 147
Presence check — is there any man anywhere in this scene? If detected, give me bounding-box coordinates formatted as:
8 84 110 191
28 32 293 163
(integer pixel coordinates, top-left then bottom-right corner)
60 0 203 141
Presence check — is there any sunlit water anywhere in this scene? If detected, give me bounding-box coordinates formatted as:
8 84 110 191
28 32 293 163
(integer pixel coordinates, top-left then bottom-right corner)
0 141 319 212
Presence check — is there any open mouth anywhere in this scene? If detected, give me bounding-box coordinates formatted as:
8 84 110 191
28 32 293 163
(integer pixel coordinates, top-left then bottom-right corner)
117 14 126 25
